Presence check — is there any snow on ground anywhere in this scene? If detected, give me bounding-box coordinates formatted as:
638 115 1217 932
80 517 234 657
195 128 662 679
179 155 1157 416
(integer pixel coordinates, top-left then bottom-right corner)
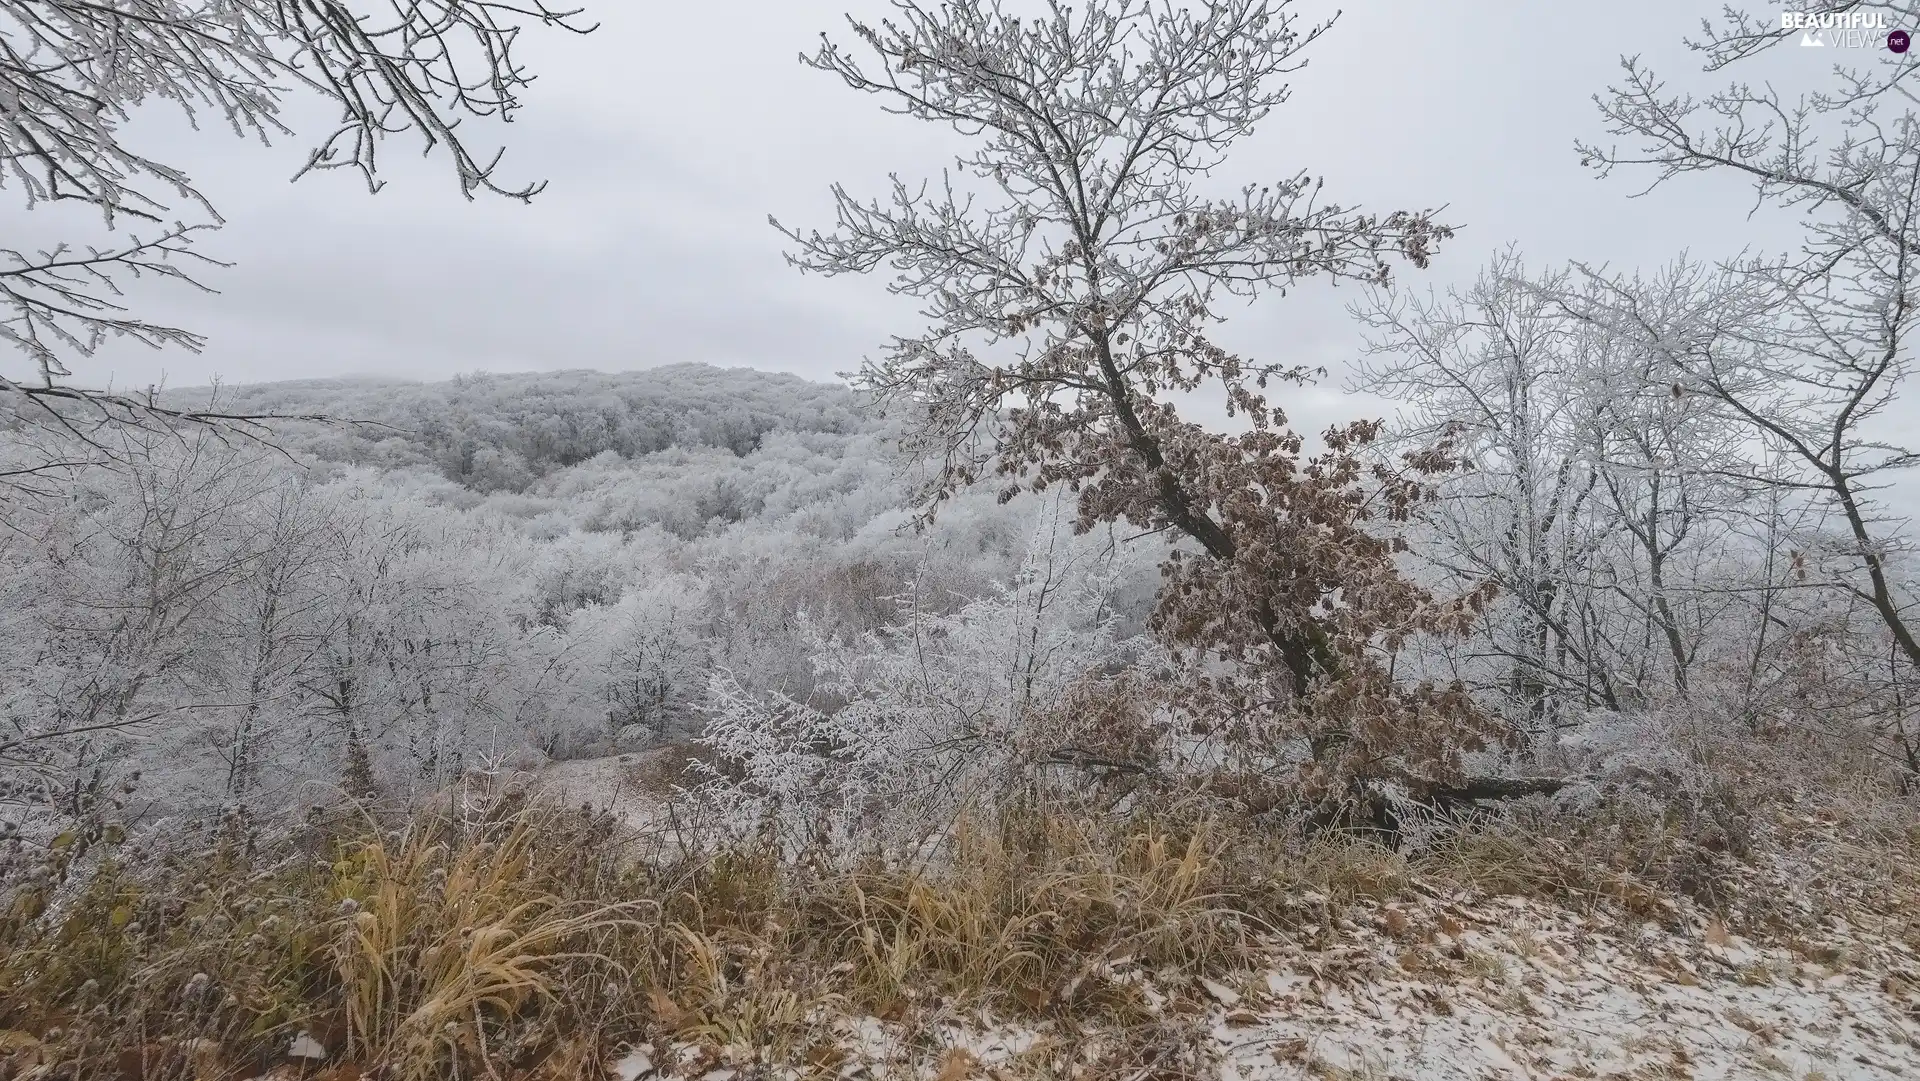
531 748 683 832
556 764 1918 1080
610 886 1920 1081
1218 890 1920 1081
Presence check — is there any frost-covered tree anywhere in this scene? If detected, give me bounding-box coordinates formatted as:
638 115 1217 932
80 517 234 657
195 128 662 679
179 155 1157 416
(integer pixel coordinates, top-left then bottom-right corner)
1576 14 1920 694
696 504 1162 849
1355 254 1755 724
1356 256 1612 720
565 573 711 747
210 477 340 799
775 0 1489 795
0 433 305 823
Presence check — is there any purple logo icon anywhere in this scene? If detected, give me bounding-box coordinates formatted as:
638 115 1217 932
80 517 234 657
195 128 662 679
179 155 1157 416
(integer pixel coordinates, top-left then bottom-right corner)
1891 29 1911 53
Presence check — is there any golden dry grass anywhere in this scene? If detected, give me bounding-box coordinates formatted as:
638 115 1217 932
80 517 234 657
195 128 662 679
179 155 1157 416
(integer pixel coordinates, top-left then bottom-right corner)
0 797 1418 1081
4 729 1909 1081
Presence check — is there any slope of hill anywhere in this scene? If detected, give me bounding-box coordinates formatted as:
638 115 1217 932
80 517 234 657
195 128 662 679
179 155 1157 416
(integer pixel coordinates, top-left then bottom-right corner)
162 365 872 491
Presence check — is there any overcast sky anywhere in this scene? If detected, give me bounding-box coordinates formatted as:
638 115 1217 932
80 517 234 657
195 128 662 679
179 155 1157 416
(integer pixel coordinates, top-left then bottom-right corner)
27 0 1831 433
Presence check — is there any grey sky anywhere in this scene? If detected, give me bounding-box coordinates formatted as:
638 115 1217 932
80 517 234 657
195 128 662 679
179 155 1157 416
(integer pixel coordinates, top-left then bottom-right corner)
34 0 1828 436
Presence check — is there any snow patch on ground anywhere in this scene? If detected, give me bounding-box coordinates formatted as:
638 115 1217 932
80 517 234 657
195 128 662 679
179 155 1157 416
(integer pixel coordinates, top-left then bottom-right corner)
609 887 1920 1081
532 749 681 832
1223 891 1920 1080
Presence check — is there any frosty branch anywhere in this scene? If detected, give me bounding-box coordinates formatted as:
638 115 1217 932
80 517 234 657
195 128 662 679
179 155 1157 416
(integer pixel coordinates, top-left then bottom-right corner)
0 0 592 426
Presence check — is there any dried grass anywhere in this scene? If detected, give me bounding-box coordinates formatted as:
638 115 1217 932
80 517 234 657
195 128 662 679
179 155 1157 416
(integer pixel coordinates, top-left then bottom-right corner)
0 795 1418 1080
5 719 1910 1080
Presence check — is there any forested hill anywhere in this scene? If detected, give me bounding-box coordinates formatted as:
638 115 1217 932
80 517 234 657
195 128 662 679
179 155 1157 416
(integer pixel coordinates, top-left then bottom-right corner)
162 365 872 491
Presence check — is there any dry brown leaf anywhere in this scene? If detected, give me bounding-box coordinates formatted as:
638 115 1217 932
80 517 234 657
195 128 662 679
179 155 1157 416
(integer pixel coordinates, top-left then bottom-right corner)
1705 918 1731 948
805 1042 848 1074
1383 908 1411 939
933 1047 976 1081
1270 1038 1308 1063
647 988 690 1032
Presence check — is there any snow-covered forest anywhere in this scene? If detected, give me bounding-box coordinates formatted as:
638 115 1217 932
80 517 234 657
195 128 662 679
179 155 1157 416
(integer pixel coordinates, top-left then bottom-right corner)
2 364 1170 820
3 1 1920 1079
6 314 1915 842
